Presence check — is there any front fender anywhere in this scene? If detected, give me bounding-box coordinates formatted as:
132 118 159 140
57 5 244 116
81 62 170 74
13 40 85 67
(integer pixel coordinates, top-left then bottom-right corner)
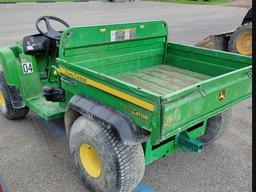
0 45 26 109
0 45 22 85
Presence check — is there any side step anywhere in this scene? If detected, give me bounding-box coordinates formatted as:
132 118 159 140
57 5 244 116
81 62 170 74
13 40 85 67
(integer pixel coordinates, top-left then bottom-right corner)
26 97 65 120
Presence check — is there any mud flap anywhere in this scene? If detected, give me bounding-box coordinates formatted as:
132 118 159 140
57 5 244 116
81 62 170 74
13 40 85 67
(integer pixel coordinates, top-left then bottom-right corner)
8 85 25 109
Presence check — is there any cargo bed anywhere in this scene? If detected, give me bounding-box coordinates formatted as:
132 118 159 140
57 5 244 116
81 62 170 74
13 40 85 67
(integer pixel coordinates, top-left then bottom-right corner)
114 65 210 96
58 21 252 145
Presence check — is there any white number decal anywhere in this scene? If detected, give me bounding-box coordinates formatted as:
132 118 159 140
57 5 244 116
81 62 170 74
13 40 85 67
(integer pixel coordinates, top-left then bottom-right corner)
22 62 33 74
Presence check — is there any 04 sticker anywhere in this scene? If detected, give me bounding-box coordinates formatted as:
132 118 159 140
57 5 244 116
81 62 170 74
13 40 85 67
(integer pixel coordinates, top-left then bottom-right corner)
22 61 33 74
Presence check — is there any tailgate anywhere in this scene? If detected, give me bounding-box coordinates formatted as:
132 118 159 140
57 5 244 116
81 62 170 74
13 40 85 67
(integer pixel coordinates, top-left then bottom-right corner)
161 66 252 140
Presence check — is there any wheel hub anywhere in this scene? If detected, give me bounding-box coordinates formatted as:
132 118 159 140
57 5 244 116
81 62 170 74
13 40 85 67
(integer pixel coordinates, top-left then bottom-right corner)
236 32 252 55
80 144 102 178
0 91 6 109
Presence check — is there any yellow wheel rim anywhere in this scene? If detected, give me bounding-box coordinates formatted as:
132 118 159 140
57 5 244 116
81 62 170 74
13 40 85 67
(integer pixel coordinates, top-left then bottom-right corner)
235 32 252 55
0 90 6 108
80 144 102 178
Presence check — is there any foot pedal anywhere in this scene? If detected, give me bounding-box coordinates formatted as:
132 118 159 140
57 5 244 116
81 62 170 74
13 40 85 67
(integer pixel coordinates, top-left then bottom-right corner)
43 86 65 102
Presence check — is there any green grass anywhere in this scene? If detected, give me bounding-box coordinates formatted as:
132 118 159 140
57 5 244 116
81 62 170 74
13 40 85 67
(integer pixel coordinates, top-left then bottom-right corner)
144 0 231 5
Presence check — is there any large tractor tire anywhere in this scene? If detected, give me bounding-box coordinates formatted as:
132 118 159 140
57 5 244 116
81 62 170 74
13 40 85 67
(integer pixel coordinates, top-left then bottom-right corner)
0 72 29 120
228 23 252 55
69 116 145 192
198 109 232 144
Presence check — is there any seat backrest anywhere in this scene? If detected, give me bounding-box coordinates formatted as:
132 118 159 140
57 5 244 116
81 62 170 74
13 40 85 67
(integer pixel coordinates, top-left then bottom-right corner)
58 21 168 75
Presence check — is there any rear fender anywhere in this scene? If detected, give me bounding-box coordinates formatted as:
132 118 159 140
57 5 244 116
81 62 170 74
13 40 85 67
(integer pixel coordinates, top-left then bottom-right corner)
65 95 151 145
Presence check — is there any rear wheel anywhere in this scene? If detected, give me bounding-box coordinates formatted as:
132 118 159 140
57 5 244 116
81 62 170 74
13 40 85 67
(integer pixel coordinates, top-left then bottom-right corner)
198 109 232 144
69 116 145 192
228 23 252 55
0 72 29 120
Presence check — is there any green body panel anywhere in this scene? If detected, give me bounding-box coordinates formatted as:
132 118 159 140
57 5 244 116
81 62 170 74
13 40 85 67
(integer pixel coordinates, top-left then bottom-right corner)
0 21 252 164
0 45 42 99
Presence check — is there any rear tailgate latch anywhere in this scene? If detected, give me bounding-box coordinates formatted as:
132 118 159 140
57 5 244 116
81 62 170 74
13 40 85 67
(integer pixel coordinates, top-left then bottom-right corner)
247 70 252 78
197 85 206 96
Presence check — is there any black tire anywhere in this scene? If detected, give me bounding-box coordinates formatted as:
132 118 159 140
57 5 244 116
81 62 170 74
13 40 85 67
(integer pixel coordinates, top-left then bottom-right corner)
69 116 145 192
0 72 29 120
228 23 252 55
198 109 232 144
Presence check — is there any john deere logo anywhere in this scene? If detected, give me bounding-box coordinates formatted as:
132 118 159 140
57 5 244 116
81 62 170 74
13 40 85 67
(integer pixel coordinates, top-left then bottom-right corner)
218 90 226 101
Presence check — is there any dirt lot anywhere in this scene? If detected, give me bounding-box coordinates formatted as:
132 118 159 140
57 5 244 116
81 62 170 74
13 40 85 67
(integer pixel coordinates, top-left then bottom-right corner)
0 1 252 192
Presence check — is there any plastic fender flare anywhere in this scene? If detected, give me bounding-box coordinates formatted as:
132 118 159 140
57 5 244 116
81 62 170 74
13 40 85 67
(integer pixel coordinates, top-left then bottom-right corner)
0 48 15 81
65 94 151 145
242 8 252 25
0 46 22 85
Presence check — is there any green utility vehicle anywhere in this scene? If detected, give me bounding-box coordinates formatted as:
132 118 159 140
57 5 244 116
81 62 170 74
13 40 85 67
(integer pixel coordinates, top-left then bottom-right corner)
0 16 252 192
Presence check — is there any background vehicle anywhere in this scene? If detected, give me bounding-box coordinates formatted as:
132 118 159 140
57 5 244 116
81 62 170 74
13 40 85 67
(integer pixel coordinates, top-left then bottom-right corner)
196 8 252 55
0 16 252 192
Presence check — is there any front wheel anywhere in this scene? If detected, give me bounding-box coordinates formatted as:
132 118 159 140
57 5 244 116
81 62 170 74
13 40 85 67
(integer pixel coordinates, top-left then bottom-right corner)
69 116 145 192
0 72 29 120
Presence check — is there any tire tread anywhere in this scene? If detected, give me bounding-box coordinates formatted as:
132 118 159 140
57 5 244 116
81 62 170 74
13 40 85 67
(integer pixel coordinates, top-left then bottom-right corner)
99 125 145 192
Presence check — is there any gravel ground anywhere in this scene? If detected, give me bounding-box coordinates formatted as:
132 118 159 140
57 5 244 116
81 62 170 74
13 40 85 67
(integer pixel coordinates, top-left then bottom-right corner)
0 1 252 192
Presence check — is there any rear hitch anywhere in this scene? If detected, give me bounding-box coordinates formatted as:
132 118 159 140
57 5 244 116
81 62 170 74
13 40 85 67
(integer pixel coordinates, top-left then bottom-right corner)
175 130 204 153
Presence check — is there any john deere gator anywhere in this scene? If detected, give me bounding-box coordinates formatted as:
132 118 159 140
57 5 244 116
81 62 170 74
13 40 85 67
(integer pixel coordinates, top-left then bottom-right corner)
0 16 252 192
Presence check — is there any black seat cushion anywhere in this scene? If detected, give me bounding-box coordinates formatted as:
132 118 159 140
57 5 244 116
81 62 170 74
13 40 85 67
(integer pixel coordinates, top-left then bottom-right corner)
23 34 52 56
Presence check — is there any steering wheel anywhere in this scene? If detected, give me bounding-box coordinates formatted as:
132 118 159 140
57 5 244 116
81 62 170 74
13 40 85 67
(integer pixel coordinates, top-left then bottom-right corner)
36 16 70 40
